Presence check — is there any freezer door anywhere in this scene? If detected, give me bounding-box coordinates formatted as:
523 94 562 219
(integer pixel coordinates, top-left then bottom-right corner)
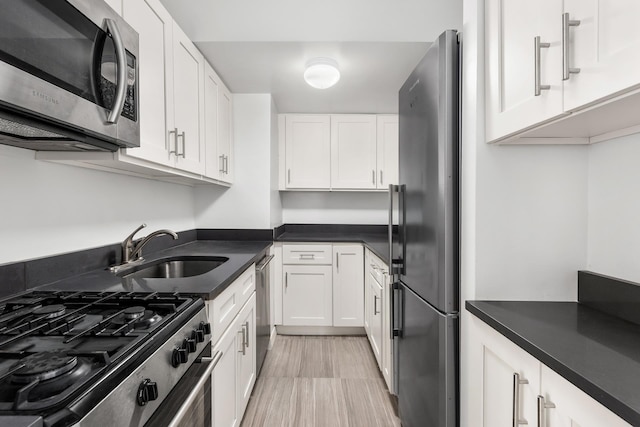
397 29 459 313
395 282 458 427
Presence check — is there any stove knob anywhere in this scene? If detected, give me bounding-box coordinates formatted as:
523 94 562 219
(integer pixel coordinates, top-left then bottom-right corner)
171 347 188 367
200 321 211 335
183 337 197 353
193 329 205 343
137 379 159 406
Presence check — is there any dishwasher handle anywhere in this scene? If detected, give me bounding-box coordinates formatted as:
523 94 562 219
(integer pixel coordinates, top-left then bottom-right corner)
256 254 275 272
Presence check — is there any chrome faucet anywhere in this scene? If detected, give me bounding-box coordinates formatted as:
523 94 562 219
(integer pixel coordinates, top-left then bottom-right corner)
121 223 179 264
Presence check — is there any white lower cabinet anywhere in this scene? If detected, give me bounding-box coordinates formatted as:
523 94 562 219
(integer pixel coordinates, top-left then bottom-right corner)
332 245 364 327
470 314 630 427
209 265 257 427
364 249 390 376
282 264 333 326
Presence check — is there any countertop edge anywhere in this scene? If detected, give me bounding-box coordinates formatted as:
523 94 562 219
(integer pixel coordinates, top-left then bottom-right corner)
465 301 640 425
204 244 271 300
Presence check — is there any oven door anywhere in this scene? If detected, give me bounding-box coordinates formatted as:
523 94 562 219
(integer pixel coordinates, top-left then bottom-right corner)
145 343 222 427
0 0 139 149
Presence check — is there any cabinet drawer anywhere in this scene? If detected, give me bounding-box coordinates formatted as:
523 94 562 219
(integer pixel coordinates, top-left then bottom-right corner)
367 250 388 284
282 244 332 264
208 264 256 344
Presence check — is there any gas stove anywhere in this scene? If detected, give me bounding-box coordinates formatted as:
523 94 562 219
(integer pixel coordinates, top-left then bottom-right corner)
0 290 210 427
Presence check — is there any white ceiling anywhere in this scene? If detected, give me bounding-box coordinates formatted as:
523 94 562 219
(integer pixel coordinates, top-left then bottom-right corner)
159 0 462 113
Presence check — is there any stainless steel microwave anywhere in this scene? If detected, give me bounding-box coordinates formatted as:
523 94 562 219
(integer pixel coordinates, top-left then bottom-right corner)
0 0 139 152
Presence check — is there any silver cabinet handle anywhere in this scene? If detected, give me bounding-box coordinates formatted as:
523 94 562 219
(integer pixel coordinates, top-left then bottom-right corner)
299 253 315 260
238 324 246 355
287 168 291 184
285 272 288 290
513 373 530 427
219 154 225 173
169 128 178 155
373 295 379 315
380 170 384 185
178 131 186 158
244 321 250 348
372 170 375 185
224 155 229 174
562 12 581 80
534 36 551 96
537 395 555 427
104 19 127 124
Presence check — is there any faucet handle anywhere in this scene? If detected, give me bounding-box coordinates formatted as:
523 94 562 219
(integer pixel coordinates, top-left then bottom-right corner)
124 223 147 246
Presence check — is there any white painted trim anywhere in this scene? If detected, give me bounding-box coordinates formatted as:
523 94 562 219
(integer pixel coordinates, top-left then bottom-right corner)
498 137 589 145
589 124 640 144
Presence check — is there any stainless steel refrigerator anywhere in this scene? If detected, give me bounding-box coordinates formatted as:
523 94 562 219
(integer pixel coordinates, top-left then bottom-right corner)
389 29 459 427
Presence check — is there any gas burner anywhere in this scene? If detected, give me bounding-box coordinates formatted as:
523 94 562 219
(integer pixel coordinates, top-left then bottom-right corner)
123 306 145 320
12 352 78 384
112 309 162 330
33 304 66 319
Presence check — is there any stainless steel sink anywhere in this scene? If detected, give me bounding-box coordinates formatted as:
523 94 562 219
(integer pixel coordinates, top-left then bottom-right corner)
119 257 228 279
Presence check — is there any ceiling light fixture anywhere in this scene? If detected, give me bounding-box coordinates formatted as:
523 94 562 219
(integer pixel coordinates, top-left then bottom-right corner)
304 58 340 89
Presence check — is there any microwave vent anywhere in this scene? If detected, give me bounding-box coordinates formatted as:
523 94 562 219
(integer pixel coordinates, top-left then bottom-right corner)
0 117 67 140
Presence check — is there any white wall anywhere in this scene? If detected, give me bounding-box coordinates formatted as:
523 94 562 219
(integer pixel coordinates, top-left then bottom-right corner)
587 133 640 283
0 145 195 264
281 192 389 224
195 94 281 229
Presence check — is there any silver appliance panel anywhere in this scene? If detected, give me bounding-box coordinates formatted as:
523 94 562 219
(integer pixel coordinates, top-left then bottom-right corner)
0 0 139 150
75 307 209 427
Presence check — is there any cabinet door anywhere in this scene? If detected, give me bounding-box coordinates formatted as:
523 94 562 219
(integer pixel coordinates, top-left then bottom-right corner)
332 245 364 327
376 115 398 188
212 318 239 427
540 365 631 427
171 23 204 174
282 265 332 326
485 0 566 143
370 278 383 368
475 319 540 427
203 62 220 180
218 82 233 183
236 293 256 421
121 0 173 166
330 115 377 189
563 0 640 111
284 115 331 189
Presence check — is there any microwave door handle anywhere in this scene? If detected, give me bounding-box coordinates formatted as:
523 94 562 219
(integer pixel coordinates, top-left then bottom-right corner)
105 19 127 124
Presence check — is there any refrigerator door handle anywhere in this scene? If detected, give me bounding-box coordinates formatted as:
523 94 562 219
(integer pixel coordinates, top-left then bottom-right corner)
388 184 396 276
398 184 407 276
392 282 403 337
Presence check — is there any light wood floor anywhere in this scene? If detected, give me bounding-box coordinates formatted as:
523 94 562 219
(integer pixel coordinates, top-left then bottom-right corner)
240 336 401 427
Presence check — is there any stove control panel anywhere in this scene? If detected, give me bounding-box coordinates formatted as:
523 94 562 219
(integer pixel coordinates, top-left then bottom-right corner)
137 379 159 406
171 321 211 367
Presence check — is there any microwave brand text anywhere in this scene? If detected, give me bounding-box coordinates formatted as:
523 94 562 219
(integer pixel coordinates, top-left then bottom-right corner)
32 90 59 105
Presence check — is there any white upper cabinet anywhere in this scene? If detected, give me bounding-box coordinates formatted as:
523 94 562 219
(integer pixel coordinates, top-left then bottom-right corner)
486 0 640 144
169 23 205 175
121 0 173 167
203 62 233 183
376 115 399 188
284 115 331 189
330 115 377 190
563 0 640 111
218 82 234 183
485 0 565 143
281 114 398 191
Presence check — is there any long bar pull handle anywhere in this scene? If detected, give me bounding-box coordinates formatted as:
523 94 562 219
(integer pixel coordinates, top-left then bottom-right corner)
104 19 127 124
178 131 186 158
287 169 291 184
388 184 395 276
238 325 246 355
534 36 551 96
244 321 250 348
398 184 407 275
380 170 383 185
336 253 339 270
169 128 178 155
285 272 288 290
537 395 555 427
374 295 379 315
224 155 229 174
513 373 529 427
562 13 581 80
372 170 375 185
219 155 225 173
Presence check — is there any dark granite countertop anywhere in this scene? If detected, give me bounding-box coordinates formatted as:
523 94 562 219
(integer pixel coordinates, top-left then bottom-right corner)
40 240 272 300
274 225 393 265
466 300 640 425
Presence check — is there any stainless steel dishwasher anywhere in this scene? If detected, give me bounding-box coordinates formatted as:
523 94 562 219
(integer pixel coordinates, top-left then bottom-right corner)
255 253 274 375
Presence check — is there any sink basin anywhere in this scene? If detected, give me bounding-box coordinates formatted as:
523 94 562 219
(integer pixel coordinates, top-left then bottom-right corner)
120 256 228 279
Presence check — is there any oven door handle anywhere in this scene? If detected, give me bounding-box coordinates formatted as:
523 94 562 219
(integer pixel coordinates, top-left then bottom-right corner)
167 350 223 427
104 18 128 124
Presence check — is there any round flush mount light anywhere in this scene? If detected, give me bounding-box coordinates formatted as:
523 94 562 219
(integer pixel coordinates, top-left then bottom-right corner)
304 58 340 89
